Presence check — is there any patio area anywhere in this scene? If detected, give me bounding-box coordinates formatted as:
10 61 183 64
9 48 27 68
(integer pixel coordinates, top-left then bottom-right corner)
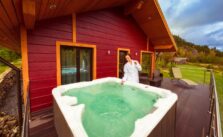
29 78 211 137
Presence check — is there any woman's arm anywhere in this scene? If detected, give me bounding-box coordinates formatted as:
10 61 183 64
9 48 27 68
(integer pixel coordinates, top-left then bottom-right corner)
134 60 142 71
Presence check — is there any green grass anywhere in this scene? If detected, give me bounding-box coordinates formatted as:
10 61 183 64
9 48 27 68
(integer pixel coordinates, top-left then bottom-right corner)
177 64 210 84
161 63 223 132
0 65 9 74
0 59 21 74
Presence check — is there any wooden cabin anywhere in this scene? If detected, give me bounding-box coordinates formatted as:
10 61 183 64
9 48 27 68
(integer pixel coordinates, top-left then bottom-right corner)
0 0 177 113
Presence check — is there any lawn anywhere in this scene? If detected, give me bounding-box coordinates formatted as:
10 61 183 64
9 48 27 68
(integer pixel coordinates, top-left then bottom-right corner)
177 64 210 84
0 65 9 74
161 63 223 132
0 59 21 74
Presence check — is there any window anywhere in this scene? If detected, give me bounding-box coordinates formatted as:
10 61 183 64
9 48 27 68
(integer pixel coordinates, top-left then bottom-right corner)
141 52 152 76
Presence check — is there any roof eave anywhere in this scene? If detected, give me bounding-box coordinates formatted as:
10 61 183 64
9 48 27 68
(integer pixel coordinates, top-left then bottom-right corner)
153 0 177 52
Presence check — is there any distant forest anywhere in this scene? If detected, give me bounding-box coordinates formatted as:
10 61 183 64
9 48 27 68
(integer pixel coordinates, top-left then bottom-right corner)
173 35 223 65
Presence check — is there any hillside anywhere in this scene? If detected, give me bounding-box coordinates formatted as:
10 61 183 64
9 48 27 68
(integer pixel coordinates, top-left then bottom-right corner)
0 47 21 73
173 35 223 65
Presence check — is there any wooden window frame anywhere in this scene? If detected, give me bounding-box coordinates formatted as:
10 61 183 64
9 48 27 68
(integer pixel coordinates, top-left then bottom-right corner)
117 48 130 78
140 50 154 78
56 41 97 86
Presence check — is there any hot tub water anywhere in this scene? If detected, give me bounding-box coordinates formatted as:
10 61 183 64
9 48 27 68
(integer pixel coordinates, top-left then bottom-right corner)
62 82 159 137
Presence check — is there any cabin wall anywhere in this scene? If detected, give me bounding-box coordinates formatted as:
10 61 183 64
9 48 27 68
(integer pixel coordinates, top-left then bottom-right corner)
76 9 147 78
27 16 73 112
27 8 151 112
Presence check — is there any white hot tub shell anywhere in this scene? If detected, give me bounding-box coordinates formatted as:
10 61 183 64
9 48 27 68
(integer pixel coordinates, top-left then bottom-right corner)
52 77 178 137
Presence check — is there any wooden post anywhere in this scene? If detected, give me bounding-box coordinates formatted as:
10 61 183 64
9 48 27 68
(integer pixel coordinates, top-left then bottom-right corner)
20 25 29 103
72 13 77 43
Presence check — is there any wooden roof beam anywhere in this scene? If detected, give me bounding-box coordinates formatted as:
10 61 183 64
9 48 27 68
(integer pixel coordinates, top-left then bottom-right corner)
153 0 177 51
22 0 36 29
154 45 173 50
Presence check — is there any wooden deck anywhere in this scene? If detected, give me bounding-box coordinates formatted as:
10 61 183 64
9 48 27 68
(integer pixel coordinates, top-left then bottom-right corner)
29 78 210 137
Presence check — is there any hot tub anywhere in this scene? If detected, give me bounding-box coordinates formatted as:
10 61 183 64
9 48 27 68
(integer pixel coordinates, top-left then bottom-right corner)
52 77 177 137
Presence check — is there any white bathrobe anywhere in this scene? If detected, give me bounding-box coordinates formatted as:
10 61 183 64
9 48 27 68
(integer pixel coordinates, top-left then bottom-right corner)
122 60 142 83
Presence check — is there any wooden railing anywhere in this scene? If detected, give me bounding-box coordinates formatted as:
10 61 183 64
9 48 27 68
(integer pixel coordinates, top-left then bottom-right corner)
21 84 30 137
208 70 222 137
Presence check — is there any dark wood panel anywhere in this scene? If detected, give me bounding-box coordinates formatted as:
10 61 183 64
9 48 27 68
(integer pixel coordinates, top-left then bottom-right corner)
30 86 55 98
0 2 14 28
29 70 56 80
77 18 146 37
97 67 117 73
31 102 53 112
28 45 56 54
29 62 56 71
77 28 145 45
37 15 72 26
31 95 53 107
1 0 19 27
29 28 72 40
29 78 57 90
38 0 49 20
27 35 70 45
0 11 19 47
78 12 140 30
12 0 22 23
148 103 176 137
77 34 145 48
28 53 56 62
97 61 117 67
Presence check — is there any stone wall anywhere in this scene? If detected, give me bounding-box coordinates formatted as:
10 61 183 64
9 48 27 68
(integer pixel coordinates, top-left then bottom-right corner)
0 112 19 137
0 69 16 106
0 69 19 137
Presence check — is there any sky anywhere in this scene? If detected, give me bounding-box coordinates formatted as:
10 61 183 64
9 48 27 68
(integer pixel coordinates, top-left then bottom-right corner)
158 0 223 51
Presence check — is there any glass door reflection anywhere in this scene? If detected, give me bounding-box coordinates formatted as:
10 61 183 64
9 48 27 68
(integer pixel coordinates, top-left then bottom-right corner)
61 46 77 84
80 48 92 81
60 46 93 85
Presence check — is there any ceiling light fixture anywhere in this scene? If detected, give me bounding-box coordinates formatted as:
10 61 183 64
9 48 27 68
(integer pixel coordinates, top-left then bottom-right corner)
49 0 57 9
136 0 145 10
49 4 57 9
148 16 152 20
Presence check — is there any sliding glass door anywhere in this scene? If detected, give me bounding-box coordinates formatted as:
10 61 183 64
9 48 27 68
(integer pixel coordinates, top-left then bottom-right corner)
118 50 128 78
80 48 92 81
60 46 93 85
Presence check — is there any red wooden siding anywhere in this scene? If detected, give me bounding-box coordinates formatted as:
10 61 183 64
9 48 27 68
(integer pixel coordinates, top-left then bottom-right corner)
76 8 148 78
27 16 72 112
27 8 151 112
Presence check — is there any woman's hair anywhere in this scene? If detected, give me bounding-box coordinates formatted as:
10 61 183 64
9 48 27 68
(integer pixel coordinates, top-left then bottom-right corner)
125 53 132 59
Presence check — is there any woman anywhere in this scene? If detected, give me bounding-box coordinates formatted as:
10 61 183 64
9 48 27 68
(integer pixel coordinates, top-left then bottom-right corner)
121 53 142 84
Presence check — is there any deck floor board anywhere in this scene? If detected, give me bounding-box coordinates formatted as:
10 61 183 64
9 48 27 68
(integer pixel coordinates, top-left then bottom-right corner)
29 78 210 137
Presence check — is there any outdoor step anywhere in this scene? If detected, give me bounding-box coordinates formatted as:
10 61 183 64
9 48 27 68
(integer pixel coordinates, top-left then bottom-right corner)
31 107 53 120
29 115 55 136
29 107 56 137
30 122 57 137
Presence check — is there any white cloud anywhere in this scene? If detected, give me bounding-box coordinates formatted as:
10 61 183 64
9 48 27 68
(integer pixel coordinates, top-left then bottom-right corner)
158 0 223 51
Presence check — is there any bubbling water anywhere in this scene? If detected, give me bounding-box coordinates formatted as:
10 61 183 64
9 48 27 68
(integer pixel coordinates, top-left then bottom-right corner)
62 82 159 137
